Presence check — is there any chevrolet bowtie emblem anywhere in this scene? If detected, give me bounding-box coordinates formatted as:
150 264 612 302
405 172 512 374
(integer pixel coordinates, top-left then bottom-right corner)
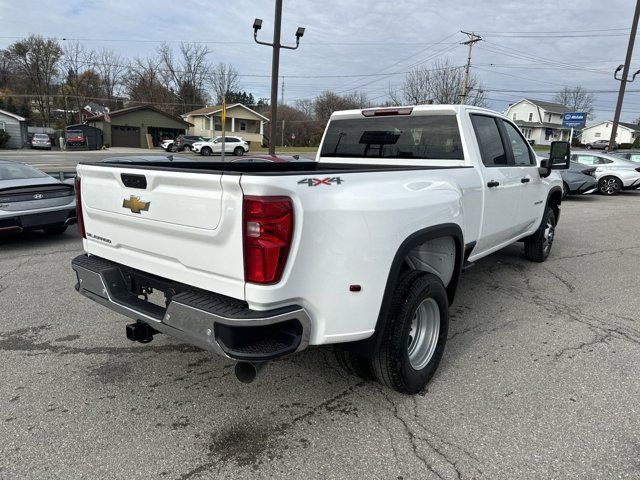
122 195 150 214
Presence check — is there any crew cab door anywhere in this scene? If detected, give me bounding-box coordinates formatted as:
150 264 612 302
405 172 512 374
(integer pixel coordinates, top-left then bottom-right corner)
499 119 546 232
471 114 524 252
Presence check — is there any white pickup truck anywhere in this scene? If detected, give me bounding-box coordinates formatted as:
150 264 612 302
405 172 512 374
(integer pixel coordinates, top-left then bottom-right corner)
71 105 570 394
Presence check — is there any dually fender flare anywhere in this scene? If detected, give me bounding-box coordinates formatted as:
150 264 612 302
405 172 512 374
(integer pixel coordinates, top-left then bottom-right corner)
343 223 464 358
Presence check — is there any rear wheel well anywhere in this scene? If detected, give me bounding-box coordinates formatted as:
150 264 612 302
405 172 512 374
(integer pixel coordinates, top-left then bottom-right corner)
343 224 463 358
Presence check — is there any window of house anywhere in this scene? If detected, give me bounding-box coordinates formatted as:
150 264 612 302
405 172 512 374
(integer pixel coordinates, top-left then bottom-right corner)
471 115 507 167
595 132 601 138
214 117 222 131
528 112 533 122
512 113 517 121
239 120 247 131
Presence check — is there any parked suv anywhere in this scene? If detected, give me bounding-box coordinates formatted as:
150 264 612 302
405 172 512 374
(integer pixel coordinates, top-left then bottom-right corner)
192 136 249 156
585 139 617 150
171 135 205 152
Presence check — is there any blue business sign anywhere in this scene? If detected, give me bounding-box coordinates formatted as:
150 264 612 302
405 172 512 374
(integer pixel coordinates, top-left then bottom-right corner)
562 112 587 128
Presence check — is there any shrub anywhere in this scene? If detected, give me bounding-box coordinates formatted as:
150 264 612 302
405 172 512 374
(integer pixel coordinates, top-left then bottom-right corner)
0 130 10 148
619 143 633 149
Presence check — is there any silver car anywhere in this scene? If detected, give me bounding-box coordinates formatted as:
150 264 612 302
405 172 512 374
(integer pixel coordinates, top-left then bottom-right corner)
570 150 640 195
30 133 52 150
0 160 76 235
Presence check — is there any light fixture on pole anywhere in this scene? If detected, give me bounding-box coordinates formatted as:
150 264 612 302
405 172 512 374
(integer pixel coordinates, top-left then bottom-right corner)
253 1 305 155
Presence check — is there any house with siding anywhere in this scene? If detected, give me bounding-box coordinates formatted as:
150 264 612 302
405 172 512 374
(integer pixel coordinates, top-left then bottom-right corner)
504 99 572 146
181 104 269 148
0 108 28 148
580 121 640 146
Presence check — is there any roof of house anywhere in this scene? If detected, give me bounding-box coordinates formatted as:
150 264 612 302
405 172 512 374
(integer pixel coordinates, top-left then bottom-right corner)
582 121 640 132
0 108 26 122
515 120 571 130
182 103 269 121
524 99 570 114
86 104 191 126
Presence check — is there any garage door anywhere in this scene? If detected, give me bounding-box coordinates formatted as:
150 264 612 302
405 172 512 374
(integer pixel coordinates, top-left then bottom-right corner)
112 126 140 147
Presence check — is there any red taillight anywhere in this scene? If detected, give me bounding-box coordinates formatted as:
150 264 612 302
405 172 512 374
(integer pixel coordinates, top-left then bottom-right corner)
581 169 595 176
243 196 293 284
75 176 86 238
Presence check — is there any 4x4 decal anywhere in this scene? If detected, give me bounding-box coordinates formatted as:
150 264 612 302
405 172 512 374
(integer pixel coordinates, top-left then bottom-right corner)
298 177 344 187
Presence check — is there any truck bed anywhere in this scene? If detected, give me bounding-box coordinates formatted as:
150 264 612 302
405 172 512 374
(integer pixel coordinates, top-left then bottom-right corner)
84 160 471 176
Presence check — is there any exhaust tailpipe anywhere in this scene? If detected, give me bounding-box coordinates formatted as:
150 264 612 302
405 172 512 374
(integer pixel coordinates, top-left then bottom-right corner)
234 362 266 384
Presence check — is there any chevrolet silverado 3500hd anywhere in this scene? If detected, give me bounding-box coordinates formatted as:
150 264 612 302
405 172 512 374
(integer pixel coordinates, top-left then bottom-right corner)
71 105 570 394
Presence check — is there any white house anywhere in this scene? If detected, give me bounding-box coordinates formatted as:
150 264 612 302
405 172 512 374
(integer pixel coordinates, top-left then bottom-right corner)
0 108 29 148
504 99 572 146
181 103 269 148
580 121 640 146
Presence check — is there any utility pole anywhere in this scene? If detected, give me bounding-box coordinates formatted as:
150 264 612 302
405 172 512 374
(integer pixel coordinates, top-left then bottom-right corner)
281 76 285 104
610 0 640 149
253 2 305 155
281 119 285 147
460 31 482 105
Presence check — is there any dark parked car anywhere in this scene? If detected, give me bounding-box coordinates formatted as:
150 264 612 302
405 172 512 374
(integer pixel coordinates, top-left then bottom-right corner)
538 154 597 197
0 160 76 235
170 135 205 152
585 139 617 150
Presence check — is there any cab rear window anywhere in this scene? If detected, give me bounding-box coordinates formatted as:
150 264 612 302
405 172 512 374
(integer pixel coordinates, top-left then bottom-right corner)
320 115 464 160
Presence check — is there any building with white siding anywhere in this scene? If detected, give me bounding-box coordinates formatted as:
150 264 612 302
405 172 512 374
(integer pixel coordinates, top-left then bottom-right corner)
580 121 640 146
0 109 28 149
504 99 572 146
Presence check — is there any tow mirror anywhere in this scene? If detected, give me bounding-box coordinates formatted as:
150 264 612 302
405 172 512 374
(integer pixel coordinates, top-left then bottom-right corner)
549 141 570 169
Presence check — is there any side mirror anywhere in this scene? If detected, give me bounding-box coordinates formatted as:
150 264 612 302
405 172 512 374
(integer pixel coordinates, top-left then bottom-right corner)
549 141 570 170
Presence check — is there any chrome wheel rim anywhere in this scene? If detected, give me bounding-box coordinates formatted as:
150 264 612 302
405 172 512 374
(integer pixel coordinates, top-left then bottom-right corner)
600 178 620 195
543 217 556 254
407 298 440 370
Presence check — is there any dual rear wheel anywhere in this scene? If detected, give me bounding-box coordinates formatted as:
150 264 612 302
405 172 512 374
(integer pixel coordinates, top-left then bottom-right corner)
335 271 449 394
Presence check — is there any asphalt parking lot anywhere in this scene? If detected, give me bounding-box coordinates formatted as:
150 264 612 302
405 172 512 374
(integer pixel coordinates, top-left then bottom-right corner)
1 192 639 480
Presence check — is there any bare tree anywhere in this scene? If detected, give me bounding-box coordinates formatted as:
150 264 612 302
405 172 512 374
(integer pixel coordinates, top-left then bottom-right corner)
124 58 177 112
554 86 595 119
94 48 127 106
209 63 240 105
158 42 211 112
313 90 369 122
7 35 62 126
61 41 97 122
389 58 486 107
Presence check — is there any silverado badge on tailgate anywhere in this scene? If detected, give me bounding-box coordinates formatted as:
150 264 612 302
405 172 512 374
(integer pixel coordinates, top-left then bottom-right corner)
122 195 150 214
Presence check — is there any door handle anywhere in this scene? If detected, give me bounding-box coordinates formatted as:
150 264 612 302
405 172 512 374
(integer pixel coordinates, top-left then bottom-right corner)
521 177 531 183
487 181 500 188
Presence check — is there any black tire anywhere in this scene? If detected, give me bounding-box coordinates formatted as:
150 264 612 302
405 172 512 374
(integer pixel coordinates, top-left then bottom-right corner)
562 182 569 199
168 144 176 152
334 347 375 381
586 145 592 149
182 145 191 152
43 225 67 235
371 270 449 394
201 146 212 156
524 207 556 262
233 147 244 156
598 176 622 196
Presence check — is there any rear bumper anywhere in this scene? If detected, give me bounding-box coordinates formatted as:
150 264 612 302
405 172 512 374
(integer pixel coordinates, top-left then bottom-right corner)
0 207 76 233
71 254 311 361
570 179 598 195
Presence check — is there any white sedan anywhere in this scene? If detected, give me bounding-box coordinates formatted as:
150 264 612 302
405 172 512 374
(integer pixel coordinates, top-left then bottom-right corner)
571 151 640 195
192 136 249 156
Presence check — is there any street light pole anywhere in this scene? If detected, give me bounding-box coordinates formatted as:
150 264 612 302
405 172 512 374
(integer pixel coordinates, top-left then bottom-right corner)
253 2 305 155
609 0 640 149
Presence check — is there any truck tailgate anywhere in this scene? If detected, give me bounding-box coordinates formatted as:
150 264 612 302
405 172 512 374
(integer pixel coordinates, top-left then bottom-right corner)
77 164 245 299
